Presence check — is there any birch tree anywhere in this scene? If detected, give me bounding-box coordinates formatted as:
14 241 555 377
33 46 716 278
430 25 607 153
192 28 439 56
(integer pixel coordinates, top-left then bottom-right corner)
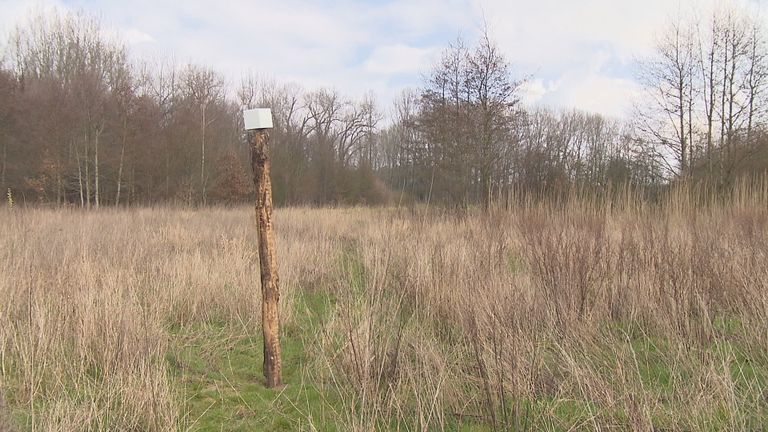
637 19 698 178
183 65 225 205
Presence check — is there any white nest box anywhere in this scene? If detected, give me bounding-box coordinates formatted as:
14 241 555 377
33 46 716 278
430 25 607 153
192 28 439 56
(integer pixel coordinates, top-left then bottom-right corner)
243 108 274 130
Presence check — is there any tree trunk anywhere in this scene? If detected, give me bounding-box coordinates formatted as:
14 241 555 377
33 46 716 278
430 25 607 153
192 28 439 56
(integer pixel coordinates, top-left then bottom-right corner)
746 29 759 145
687 76 694 173
94 127 101 208
678 80 687 177
1 138 6 192
706 44 715 175
706 74 714 175
76 145 85 207
116 119 127 206
130 165 135 206
249 129 282 388
481 169 491 211
56 173 62 205
727 45 737 151
165 134 171 200
85 134 91 208
720 28 729 149
200 104 206 205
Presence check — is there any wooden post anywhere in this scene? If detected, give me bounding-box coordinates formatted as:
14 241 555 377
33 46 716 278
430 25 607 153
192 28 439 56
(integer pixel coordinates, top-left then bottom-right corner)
249 129 282 388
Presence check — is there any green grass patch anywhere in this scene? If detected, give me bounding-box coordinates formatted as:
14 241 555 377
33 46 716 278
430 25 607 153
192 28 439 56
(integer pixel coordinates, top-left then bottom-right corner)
169 289 340 431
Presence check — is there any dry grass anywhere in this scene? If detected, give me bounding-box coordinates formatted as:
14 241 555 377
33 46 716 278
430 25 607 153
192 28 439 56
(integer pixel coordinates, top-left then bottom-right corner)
0 207 338 431
1 185 768 431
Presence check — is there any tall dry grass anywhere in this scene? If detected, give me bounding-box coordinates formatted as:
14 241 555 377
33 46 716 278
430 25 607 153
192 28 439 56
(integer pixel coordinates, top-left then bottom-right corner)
310 182 768 431
1 181 767 431
0 207 340 431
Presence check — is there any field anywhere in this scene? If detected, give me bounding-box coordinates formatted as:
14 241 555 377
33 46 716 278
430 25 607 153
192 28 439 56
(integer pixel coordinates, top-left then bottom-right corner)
2 191 768 431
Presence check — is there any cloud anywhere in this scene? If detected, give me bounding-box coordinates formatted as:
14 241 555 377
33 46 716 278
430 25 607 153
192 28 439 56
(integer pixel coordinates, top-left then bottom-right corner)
0 0 762 119
123 28 154 45
466 0 764 117
519 79 547 105
0 0 64 37
519 67 641 118
517 48 642 118
362 44 440 76
544 73 642 118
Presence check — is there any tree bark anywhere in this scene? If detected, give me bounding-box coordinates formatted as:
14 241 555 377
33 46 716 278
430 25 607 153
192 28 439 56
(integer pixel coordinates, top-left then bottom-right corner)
1 138 6 192
678 79 687 176
705 43 715 175
94 127 101 208
481 169 491 211
249 129 282 388
200 104 206 205
116 119 127 206
76 142 84 207
746 27 761 145
84 133 91 208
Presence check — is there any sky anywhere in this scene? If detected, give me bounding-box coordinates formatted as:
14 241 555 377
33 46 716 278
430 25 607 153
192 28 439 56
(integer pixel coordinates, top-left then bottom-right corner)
0 0 765 119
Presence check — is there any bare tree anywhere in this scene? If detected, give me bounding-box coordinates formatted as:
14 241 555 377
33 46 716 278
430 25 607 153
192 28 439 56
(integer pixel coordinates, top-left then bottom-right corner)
183 65 225 204
337 94 380 167
418 33 521 207
465 31 523 208
636 18 698 178
0 70 16 194
109 55 137 206
745 20 768 144
148 59 181 199
9 10 128 206
238 73 259 110
697 12 722 173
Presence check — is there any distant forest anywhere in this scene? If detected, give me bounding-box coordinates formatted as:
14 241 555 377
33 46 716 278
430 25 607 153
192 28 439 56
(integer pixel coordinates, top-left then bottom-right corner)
0 6 766 208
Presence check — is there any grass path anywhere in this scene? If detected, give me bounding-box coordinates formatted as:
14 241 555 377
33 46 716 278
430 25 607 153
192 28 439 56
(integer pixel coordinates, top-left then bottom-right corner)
169 290 337 431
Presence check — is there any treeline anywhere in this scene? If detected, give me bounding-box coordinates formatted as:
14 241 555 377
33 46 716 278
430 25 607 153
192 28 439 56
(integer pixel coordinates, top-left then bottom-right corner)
376 47 656 208
0 6 766 208
380 4 768 208
0 11 383 207
636 6 768 184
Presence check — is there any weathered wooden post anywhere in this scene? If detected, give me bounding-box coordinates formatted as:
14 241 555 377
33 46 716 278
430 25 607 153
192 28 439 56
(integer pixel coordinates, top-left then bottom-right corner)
243 108 282 388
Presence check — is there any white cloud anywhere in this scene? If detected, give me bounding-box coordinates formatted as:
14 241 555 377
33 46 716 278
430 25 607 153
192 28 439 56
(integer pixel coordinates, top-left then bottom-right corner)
124 28 154 45
520 67 642 118
0 0 63 37
0 0 763 119
472 0 735 66
519 79 547 105
363 44 439 75
546 74 642 118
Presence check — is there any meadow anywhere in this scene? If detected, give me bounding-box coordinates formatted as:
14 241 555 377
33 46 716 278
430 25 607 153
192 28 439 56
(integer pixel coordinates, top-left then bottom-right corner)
1 185 768 431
